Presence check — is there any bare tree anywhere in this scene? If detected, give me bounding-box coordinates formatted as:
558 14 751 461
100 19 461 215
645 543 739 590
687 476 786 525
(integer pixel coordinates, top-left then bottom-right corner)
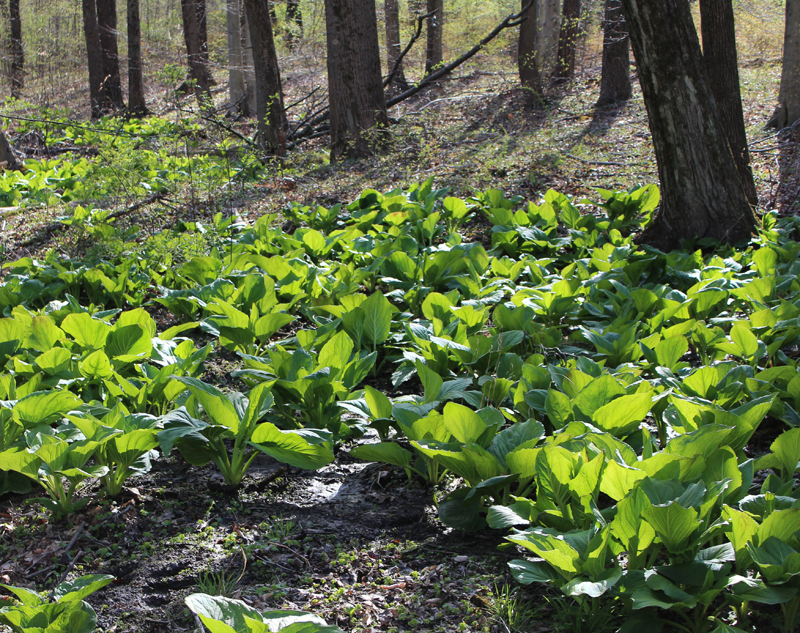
425 0 443 75
127 0 148 115
82 0 106 118
767 0 800 130
553 0 580 81
596 0 630 107
7 0 23 98
385 0 408 92
180 0 215 104
518 0 560 98
620 0 756 249
227 0 249 115
325 0 390 160
243 0 287 151
699 0 757 205
97 0 125 110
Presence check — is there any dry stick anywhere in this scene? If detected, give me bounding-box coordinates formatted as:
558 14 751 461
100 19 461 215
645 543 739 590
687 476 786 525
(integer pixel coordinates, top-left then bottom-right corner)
564 153 648 167
48 549 84 600
284 86 322 112
383 9 437 89
105 191 173 222
63 521 86 555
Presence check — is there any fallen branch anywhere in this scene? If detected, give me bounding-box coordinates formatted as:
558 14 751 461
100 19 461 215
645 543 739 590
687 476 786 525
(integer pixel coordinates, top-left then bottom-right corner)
386 0 533 108
106 191 173 221
383 9 437 89
564 153 647 167
287 1 532 147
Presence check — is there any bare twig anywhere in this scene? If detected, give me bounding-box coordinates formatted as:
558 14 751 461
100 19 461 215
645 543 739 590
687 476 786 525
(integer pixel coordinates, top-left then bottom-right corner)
284 87 321 113
383 10 437 89
564 153 647 167
48 549 83 600
63 521 85 555
105 192 173 222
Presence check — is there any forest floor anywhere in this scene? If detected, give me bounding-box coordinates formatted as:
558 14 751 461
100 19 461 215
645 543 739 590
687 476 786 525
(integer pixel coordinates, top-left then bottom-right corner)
0 41 795 633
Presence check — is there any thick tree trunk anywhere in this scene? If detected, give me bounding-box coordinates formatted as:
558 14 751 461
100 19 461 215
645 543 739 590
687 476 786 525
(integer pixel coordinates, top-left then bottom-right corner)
325 0 391 160
0 126 22 171
127 0 148 115
242 0 286 152
425 0 443 75
227 0 248 115
767 0 800 130
519 0 560 95
284 0 302 48
82 0 106 118
96 0 125 110
553 0 580 81
700 0 758 206
8 0 22 97
596 0 630 107
385 0 408 93
180 0 214 104
620 0 756 249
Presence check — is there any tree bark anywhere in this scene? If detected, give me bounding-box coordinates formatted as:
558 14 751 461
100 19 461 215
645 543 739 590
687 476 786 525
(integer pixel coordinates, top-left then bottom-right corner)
243 11 257 114
284 0 302 48
620 0 756 249
242 0 287 152
8 0 23 97
0 126 22 171
385 0 408 93
96 0 125 110
553 0 580 81
425 0 443 75
519 0 560 96
180 0 214 105
699 0 757 206
596 0 630 107
127 0 148 115
325 0 391 160
767 0 800 130
82 0 106 118
227 0 248 115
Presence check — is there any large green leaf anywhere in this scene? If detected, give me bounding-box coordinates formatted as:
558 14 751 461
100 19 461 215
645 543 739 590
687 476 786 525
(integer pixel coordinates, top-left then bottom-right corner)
174 377 242 433
442 402 486 445
642 501 700 555
350 442 413 469
13 390 82 426
360 290 393 346
105 324 152 362
250 424 334 470
592 393 652 437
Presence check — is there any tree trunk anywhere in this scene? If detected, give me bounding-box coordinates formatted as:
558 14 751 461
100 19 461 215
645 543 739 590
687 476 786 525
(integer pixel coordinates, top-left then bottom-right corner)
227 0 248 115
284 0 302 48
82 0 106 118
0 126 22 171
8 0 23 97
767 0 800 130
127 0 148 115
425 0 443 75
243 11 257 114
553 0 580 81
596 0 630 106
325 0 391 160
518 0 561 96
242 0 286 152
96 0 125 110
385 0 408 92
700 0 758 206
180 0 214 104
619 0 756 249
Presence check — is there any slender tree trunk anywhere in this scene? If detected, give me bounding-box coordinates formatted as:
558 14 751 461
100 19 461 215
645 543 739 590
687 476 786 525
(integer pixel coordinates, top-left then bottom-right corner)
425 0 443 75
767 0 800 130
700 0 758 206
96 0 125 110
284 0 302 48
127 0 148 115
553 0 580 81
620 0 756 249
8 0 23 97
82 0 106 118
385 0 408 92
243 11 257 114
180 0 214 104
325 0 391 160
519 0 560 96
242 0 287 152
227 0 248 115
596 0 630 107
0 126 22 170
